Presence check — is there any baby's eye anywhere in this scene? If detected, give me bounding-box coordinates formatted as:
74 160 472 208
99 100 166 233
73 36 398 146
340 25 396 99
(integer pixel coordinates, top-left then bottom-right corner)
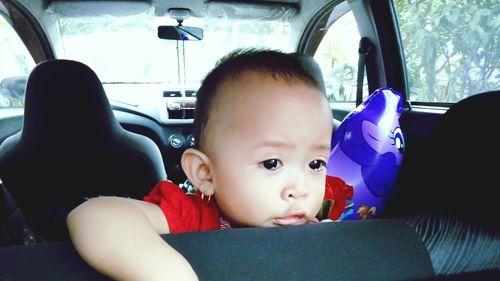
309 159 326 171
260 159 283 171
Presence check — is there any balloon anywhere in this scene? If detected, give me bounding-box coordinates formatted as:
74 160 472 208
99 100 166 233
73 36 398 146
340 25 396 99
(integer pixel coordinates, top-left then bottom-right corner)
327 87 405 221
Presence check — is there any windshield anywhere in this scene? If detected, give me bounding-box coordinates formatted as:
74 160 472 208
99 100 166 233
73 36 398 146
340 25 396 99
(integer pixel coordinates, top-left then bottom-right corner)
53 7 296 87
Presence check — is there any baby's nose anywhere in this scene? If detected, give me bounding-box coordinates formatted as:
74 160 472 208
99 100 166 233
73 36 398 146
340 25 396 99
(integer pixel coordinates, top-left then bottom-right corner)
281 178 308 200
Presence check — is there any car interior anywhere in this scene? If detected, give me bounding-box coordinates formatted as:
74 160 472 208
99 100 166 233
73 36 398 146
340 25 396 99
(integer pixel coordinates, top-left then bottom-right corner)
0 59 167 242
0 0 498 280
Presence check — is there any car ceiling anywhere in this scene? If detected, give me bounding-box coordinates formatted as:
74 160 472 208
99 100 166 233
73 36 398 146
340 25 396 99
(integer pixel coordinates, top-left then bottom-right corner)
12 0 335 63
33 0 330 16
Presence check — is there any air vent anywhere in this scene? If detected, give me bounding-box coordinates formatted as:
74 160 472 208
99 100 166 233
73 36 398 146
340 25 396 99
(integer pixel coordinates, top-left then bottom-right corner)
163 91 181 97
185 90 196 97
167 108 195 119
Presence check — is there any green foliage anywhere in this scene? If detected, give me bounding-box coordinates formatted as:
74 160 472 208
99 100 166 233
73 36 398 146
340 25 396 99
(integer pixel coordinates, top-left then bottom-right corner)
395 0 499 102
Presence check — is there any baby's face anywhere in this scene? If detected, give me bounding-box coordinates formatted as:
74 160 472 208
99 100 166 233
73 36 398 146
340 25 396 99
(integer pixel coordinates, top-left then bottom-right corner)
204 71 333 227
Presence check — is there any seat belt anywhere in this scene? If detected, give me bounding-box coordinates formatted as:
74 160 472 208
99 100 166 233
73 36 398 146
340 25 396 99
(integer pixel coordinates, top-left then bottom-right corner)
356 37 374 106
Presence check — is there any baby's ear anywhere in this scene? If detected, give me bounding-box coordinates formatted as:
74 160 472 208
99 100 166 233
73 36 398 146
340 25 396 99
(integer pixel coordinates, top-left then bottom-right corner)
181 148 214 196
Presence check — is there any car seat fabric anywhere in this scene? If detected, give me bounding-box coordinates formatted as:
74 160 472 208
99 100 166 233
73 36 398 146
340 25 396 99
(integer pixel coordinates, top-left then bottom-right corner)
385 91 500 230
0 180 40 246
382 91 500 277
405 214 499 275
0 59 167 242
0 219 435 281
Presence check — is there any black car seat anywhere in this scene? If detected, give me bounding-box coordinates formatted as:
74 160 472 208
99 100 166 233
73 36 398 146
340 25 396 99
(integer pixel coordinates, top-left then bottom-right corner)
382 91 500 276
0 179 39 247
0 59 167 242
386 90 499 230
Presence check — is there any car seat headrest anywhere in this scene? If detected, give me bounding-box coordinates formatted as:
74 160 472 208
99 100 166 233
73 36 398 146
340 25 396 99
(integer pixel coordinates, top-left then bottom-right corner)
21 59 121 142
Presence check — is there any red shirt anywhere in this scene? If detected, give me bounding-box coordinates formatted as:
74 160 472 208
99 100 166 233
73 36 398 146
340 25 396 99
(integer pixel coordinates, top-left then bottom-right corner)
143 175 353 233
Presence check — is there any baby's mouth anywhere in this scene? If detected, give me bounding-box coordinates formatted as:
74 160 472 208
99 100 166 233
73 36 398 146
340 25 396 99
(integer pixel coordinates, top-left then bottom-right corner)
273 214 307 226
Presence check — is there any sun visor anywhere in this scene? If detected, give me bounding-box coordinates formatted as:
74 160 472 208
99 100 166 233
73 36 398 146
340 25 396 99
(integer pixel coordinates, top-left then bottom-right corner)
48 1 152 17
204 0 298 21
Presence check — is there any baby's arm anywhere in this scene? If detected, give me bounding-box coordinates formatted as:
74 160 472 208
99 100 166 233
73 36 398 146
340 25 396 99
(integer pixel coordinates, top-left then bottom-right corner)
67 196 198 281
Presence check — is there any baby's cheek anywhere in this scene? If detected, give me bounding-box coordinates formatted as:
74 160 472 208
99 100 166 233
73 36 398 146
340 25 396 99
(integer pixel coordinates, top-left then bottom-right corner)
312 181 326 213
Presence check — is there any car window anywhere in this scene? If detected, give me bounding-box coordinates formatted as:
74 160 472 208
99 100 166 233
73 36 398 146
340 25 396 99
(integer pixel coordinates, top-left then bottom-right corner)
314 11 368 105
0 12 34 109
305 2 365 120
393 0 499 103
313 10 362 104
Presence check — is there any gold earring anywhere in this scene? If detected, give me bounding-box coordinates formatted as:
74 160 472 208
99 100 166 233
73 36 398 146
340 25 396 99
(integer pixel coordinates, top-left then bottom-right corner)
201 193 211 203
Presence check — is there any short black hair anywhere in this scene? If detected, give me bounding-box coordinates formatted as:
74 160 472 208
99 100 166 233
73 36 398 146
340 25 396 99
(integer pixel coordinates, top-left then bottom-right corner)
193 48 325 149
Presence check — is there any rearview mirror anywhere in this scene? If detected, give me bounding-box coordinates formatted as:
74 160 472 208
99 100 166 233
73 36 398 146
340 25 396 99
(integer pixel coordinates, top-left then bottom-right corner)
158 25 203 41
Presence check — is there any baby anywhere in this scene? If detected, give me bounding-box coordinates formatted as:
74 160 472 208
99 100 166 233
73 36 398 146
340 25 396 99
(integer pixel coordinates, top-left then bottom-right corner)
67 48 351 281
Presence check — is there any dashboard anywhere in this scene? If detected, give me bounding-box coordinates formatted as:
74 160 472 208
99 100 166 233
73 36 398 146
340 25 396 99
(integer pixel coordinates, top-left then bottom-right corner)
106 84 198 184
